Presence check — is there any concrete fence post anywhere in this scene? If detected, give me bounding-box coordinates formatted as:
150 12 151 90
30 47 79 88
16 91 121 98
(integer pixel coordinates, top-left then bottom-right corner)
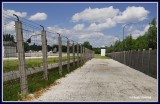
77 43 79 67
148 48 152 75
80 45 82 65
93 51 95 58
67 40 70 72
142 49 145 67
137 49 140 70
129 50 132 67
83 46 85 63
84 48 86 62
41 30 48 80
86 48 88 61
58 35 62 76
90 50 91 59
88 49 89 60
73 42 75 68
15 21 28 95
124 51 126 64
87 49 89 60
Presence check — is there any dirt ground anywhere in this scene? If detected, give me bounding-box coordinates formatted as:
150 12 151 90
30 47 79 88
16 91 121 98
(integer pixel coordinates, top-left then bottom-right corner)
30 58 157 102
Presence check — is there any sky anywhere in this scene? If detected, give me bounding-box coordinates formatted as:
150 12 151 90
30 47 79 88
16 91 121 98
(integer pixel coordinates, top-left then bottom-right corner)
3 2 157 47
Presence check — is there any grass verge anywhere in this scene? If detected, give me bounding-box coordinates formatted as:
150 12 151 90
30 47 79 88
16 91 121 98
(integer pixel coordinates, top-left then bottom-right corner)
3 56 76 72
3 62 83 101
94 54 110 59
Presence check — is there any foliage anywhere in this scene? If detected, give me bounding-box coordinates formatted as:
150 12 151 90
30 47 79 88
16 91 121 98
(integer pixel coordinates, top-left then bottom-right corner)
92 48 101 54
106 18 157 53
82 41 92 50
3 34 15 42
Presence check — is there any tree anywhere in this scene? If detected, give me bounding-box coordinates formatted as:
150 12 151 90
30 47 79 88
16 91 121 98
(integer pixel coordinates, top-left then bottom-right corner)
92 48 101 54
24 42 30 52
3 34 15 42
147 18 157 49
123 35 134 51
82 41 92 50
106 18 157 53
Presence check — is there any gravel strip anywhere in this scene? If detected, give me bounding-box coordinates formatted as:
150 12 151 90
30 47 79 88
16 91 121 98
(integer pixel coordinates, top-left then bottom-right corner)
31 58 157 102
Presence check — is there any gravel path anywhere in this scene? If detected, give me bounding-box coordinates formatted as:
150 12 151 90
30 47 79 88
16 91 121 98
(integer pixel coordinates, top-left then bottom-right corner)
31 58 157 102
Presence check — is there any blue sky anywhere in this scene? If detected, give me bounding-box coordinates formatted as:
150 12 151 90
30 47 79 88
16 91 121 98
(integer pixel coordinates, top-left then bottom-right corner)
3 2 157 47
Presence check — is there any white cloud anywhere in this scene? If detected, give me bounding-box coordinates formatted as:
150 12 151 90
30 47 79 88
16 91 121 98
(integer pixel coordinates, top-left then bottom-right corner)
29 12 47 21
114 6 149 23
4 21 15 31
144 24 150 32
71 6 150 32
72 6 119 23
47 26 71 34
73 24 84 31
47 25 119 47
80 34 119 47
3 9 27 18
128 24 150 39
87 18 116 31
79 32 104 39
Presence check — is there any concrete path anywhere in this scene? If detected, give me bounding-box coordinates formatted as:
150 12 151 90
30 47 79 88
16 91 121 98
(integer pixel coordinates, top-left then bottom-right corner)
31 58 157 102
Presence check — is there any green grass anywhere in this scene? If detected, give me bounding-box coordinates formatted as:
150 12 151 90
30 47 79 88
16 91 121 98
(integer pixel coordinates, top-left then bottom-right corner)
3 62 83 101
94 54 110 59
3 56 75 72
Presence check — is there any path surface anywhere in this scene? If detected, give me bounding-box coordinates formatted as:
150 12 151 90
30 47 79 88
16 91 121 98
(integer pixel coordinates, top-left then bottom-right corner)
31 58 157 102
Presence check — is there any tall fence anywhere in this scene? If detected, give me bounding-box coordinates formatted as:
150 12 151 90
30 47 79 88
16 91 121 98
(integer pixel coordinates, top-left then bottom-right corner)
106 49 157 79
3 12 94 101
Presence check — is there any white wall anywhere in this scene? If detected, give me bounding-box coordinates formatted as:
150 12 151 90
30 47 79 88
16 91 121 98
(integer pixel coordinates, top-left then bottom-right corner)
3 46 4 57
101 49 106 56
4 46 16 57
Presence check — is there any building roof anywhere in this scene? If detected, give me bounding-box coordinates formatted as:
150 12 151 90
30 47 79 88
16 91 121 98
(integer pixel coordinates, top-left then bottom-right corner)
3 41 16 47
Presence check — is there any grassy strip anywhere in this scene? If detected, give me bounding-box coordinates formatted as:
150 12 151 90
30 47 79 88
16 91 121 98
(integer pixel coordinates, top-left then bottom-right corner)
3 56 75 72
94 54 110 59
3 62 82 101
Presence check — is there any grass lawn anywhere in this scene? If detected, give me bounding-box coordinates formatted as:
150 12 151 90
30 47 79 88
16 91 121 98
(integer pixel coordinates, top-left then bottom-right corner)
3 56 76 72
94 54 110 59
3 62 82 101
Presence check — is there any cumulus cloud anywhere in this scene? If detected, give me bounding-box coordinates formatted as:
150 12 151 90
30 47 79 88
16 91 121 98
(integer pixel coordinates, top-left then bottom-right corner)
73 24 85 31
47 25 119 47
128 24 150 39
3 9 27 18
79 32 104 39
4 21 15 32
71 6 149 33
79 34 119 47
114 6 149 23
47 26 71 34
29 12 47 21
87 18 116 31
144 24 150 32
72 6 119 23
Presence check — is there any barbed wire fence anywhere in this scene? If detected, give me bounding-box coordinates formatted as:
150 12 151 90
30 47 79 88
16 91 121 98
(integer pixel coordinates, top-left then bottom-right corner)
3 11 94 101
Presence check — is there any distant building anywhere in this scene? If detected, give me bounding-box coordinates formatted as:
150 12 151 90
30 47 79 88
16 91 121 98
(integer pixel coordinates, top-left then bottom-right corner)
3 41 17 57
101 49 106 56
53 47 57 53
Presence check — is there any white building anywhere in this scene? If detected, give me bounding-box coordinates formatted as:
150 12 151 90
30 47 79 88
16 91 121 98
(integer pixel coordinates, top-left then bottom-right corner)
101 49 106 56
3 41 17 57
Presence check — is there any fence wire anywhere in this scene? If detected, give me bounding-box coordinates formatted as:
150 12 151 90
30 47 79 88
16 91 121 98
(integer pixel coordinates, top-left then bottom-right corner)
3 11 94 101
3 12 21 101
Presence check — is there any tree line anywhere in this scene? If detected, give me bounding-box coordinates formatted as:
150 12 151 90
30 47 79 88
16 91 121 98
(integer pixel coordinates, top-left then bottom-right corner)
3 18 157 54
3 34 92 53
106 18 157 53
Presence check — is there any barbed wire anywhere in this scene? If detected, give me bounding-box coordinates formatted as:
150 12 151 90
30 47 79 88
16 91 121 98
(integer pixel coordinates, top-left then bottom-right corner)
3 11 83 46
